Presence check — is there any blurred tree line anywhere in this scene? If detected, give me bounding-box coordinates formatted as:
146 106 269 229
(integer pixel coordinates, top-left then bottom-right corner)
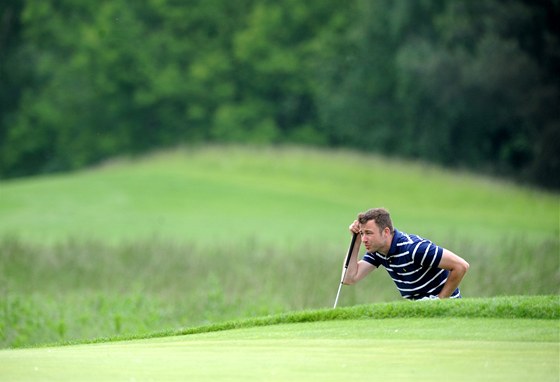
1 0 558 188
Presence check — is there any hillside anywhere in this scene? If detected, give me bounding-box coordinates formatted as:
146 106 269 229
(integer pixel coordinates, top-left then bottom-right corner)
1 145 557 247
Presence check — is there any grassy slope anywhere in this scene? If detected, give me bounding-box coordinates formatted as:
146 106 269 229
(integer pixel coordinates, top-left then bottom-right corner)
0 145 557 247
1 296 558 382
55 295 560 345
0 146 558 349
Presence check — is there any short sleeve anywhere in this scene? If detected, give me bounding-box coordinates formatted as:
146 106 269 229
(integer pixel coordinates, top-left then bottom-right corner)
411 240 443 268
362 252 381 267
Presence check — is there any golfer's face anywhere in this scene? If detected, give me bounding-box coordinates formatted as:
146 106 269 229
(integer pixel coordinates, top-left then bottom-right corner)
359 220 385 253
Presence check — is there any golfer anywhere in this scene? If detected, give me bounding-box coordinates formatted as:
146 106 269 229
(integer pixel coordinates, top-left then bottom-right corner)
343 207 469 300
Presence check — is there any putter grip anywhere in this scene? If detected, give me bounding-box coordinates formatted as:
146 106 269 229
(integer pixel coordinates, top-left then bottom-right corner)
344 232 358 268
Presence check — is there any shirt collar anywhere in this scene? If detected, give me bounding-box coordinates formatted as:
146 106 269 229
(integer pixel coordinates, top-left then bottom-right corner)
387 228 401 256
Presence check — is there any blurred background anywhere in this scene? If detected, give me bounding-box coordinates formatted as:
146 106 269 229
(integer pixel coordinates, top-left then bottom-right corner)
1 0 559 349
1 0 558 189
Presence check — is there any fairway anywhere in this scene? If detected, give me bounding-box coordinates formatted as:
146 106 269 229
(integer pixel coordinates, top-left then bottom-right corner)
1 318 558 382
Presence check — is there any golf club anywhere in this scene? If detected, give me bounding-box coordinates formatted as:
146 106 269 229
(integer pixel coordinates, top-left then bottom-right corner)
333 232 358 308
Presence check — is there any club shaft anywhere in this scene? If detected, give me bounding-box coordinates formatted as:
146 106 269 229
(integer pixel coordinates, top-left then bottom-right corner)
333 282 343 308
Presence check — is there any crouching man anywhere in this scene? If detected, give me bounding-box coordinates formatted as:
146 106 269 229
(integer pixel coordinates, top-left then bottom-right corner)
343 207 469 300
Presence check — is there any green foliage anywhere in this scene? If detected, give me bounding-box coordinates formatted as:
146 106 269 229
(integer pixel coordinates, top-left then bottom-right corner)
314 0 559 187
0 0 558 188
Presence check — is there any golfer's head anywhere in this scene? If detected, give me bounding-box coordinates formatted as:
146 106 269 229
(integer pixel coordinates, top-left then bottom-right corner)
358 208 394 235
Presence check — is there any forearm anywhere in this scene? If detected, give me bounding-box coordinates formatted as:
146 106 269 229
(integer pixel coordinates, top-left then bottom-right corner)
438 268 467 298
437 249 469 298
342 235 362 285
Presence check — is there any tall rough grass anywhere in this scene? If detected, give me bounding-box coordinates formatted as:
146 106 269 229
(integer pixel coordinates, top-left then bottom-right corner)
1 234 558 348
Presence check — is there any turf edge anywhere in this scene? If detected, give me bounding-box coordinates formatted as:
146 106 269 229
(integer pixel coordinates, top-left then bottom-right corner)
32 295 560 349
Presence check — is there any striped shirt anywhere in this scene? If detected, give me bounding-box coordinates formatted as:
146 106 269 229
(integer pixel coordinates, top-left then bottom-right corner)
362 229 461 300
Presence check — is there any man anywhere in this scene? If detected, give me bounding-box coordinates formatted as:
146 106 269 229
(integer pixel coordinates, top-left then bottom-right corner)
343 207 469 300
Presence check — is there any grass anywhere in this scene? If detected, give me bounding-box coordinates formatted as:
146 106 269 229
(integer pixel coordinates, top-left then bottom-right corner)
0 297 558 381
48 295 560 346
0 145 558 349
0 145 557 247
1 234 558 349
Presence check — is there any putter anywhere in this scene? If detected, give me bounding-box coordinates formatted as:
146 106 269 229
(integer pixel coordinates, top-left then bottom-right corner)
333 232 358 308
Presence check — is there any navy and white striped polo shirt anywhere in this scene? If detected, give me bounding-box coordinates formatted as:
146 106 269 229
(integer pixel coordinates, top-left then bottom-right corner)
362 229 461 300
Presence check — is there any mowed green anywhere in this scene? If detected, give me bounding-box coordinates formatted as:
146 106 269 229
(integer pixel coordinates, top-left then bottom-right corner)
1 318 558 382
0 145 557 248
